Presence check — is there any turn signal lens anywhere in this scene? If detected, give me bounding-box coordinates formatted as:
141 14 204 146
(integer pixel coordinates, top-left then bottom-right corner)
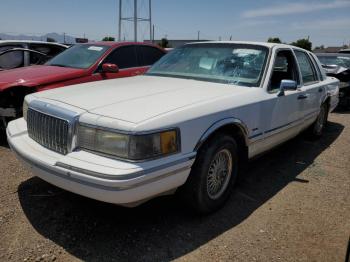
160 130 178 154
23 100 28 121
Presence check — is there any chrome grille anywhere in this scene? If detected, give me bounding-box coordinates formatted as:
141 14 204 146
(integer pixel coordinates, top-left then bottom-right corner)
27 109 69 154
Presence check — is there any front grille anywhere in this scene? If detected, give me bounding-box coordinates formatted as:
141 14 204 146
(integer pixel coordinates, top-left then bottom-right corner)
27 109 69 154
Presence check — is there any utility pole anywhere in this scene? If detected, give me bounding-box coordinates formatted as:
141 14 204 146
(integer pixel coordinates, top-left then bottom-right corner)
63 32 66 44
118 0 152 42
149 0 152 43
134 0 137 41
197 30 200 41
118 0 122 41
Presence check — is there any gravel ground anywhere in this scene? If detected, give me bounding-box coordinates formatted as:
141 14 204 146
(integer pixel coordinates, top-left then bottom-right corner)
0 112 349 262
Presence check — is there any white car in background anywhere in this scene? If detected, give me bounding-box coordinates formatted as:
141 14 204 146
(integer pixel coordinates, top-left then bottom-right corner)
7 41 339 213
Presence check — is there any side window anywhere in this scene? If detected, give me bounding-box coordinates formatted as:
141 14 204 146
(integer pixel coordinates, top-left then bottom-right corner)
29 44 66 65
269 50 300 91
294 50 318 85
137 46 165 66
0 45 24 69
103 46 138 69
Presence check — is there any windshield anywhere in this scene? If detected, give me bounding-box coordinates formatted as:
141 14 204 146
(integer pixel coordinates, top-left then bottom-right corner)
46 44 109 69
146 44 269 87
317 55 350 68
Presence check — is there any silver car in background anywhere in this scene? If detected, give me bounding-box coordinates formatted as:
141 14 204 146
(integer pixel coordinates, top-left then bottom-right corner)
316 53 350 108
0 40 68 71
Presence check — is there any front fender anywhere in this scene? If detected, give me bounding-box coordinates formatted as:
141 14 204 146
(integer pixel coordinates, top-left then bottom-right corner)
194 117 249 151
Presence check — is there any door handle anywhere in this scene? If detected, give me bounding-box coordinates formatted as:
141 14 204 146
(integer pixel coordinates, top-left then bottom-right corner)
318 87 324 93
297 94 308 100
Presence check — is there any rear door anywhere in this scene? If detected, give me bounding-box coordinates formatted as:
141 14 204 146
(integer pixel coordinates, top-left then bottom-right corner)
293 50 324 128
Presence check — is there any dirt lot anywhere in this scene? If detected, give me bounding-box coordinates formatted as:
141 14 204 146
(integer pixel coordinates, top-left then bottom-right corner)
0 112 349 262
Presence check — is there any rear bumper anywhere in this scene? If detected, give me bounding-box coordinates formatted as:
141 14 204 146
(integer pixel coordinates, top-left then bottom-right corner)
7 118 195 206
338 86 350 107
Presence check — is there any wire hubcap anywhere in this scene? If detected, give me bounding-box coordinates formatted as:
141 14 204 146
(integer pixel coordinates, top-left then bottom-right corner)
316 106 326 133
207 149 233 200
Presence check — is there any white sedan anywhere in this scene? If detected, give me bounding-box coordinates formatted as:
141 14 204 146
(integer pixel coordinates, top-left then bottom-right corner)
7 41 339 213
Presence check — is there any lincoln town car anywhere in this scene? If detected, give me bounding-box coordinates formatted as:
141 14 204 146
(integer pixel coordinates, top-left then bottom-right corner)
7 42 339 213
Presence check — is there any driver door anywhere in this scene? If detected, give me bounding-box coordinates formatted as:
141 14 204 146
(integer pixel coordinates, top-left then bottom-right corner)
94 45 143 80
258 49 304 152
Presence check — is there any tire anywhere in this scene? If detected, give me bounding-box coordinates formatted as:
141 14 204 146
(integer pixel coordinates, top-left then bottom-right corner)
309 103 329 138
180 133 239 214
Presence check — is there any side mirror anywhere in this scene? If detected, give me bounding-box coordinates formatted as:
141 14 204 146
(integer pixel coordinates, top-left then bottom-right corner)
278 79 297 96
102 63 119 73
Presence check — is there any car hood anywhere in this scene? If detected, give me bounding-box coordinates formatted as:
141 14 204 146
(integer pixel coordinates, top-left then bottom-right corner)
0 65 86 91
34 75 254 123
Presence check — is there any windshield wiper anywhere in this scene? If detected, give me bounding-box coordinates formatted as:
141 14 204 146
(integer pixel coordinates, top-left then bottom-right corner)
49 64 68 68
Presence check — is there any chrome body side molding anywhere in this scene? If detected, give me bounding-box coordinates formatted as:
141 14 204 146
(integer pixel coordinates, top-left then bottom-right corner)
194 117 249 151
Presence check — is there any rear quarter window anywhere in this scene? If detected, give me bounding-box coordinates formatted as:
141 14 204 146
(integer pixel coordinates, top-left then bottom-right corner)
309 53 325 81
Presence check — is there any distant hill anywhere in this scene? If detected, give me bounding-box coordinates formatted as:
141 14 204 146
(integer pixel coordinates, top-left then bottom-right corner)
0 32 77 44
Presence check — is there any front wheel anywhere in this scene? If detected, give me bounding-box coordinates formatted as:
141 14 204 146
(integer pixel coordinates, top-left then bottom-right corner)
180 134 239 214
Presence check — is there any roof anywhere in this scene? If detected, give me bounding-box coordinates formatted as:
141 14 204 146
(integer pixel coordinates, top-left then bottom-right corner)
185 40 304 50
0 40 68 48
80 41 161 48
145 39 210 48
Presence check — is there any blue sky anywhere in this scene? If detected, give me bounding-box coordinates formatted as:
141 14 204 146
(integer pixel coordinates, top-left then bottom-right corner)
1 0 349 47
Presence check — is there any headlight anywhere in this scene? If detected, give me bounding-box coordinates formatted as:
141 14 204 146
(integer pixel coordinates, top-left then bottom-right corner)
23 100 28 121
77 125 179 160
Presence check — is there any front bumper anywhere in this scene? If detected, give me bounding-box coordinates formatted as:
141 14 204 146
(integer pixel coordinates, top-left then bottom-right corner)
7 118 195 206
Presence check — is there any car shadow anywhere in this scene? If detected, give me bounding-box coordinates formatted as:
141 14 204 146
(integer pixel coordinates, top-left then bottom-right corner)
0 130 9 148
18 121 344 262
334 105 350 114
334 109 350 115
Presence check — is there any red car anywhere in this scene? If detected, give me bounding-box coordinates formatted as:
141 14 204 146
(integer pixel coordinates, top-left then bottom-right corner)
0 42 165 129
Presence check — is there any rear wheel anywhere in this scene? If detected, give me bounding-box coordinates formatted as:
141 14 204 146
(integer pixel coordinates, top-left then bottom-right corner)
309 103 328 138
180 134 239 214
